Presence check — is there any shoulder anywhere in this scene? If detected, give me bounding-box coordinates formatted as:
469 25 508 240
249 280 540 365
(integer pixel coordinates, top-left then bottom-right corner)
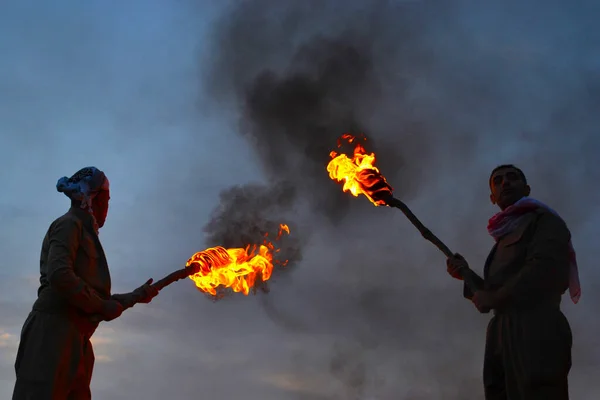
532 208 570 241
50 211 84 234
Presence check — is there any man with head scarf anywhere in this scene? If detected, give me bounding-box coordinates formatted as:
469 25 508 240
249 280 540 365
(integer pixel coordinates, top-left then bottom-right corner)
12 166 160 400
446 164 580 400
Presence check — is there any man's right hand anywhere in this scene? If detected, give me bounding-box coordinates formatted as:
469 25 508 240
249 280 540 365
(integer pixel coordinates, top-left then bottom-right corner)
101 300 125 322
446 253 470 280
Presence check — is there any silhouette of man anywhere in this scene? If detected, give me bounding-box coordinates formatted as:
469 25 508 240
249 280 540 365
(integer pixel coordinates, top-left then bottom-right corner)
447 164 580 400
13 167 160 400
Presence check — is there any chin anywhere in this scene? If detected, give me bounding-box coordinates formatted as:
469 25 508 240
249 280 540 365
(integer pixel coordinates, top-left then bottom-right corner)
500 196 522 209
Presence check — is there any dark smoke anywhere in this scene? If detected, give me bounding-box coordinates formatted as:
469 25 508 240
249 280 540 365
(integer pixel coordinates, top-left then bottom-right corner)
206 34 404 225
199 0 600 398
203 181 304 281
203 181 295 248
202 2 417 294
202 1 428 281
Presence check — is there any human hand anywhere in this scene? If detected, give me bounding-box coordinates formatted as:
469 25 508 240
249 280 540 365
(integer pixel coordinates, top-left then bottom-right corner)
101 300 125 321
132 278 160 304
446 253 470 280
472 291 497 313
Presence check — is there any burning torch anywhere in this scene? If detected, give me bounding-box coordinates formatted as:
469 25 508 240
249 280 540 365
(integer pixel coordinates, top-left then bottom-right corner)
156 223 290 294
327 134 481 293
92 224 290 321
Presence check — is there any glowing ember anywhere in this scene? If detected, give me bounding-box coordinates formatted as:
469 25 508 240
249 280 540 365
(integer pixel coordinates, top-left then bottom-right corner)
327 133 393 206
185 224 290 296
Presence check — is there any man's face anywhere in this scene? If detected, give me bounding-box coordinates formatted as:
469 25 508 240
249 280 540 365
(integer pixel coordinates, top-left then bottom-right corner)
92 190 110 228
489 167 530 210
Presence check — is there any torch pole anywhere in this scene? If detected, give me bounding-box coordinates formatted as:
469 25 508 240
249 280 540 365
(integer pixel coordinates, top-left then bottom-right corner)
384 196 482 294
151 267 196 291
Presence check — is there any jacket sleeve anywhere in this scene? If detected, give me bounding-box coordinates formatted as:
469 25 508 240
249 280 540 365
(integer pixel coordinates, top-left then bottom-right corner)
110 293 136 308
111 283 153 309
46 217 106 314
463 270 485 300
493 212 571 308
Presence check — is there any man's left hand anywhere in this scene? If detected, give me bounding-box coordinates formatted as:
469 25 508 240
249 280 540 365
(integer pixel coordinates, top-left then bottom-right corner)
133 278 160 304
471 290 498 313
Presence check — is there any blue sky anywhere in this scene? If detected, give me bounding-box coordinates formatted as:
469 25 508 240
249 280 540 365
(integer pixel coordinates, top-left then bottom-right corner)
1 1 599 398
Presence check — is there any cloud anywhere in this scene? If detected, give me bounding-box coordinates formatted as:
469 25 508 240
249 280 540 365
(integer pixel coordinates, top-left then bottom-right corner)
0 329 19 371
95 355 113 363
0 331 18 350
259 373 337 397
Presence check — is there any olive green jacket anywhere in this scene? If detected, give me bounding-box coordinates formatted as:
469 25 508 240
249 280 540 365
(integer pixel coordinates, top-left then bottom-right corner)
33 207 112 319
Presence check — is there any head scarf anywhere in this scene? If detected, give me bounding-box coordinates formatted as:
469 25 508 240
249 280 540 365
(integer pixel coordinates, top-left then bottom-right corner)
56 167 110 233
487 196 581 304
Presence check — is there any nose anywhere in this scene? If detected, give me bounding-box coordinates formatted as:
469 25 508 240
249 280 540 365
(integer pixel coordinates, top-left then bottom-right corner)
501 178 512 188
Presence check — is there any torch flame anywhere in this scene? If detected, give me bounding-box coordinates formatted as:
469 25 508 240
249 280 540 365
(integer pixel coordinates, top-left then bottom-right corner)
327 133 393 206
185 224 290 296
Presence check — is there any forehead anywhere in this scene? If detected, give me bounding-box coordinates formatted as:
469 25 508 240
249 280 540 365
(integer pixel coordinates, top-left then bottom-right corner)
491 167 521 180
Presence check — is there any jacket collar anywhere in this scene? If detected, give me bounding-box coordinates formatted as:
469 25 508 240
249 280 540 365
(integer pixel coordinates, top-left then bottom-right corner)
67 206 97 235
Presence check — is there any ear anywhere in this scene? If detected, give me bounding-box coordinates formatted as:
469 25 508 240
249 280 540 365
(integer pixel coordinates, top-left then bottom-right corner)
524 184 531 196
489 192 496 205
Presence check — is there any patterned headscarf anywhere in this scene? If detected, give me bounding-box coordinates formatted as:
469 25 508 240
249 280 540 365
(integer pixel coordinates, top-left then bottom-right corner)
56 167 110 233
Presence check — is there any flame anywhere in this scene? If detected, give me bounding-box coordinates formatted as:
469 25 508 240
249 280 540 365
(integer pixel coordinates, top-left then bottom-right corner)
185 224 290 296
327 133 393 206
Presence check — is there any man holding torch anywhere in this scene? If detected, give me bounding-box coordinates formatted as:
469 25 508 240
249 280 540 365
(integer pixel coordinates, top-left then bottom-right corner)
327 136 580 400
447 164 580 400
12 167 160 400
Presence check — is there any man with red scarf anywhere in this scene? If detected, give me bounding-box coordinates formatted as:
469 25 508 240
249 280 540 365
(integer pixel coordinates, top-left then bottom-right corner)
447 164 580 400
